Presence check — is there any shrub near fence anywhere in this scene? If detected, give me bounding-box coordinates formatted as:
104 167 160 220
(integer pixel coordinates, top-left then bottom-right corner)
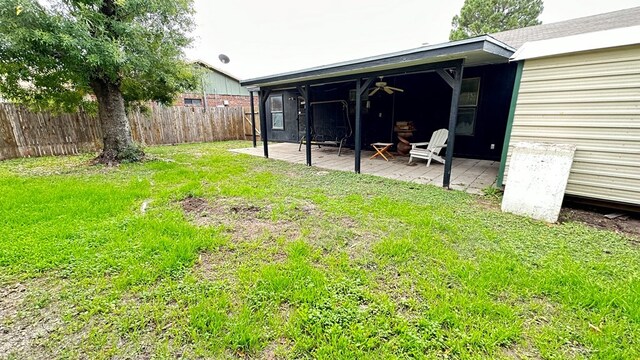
0 103 250 160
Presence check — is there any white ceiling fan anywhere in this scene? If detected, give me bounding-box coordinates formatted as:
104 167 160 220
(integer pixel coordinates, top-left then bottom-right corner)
369 77 404 96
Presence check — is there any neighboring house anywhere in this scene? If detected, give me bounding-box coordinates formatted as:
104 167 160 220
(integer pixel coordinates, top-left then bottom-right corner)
180 60 252 108
241 6 640 208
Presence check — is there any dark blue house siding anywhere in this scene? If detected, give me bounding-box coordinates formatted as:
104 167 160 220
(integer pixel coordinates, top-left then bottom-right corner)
264 63 517 161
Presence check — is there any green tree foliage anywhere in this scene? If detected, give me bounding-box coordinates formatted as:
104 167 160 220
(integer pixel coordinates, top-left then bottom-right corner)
450 0 544 41
0 0 198 162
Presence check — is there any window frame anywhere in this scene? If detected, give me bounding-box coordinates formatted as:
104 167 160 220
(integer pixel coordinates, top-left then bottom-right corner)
456 77 481 136
270 95 285 130
184 98 203 107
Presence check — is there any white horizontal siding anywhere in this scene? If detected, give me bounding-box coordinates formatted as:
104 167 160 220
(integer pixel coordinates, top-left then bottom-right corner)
518 74 640 93
505 45 640 206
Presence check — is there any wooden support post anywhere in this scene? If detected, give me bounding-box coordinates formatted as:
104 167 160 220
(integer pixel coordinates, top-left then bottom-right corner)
443 61 464 188
258 89 271 158
304 84 312 166
250 91 256 148
355 80 362 173
354 77 374 174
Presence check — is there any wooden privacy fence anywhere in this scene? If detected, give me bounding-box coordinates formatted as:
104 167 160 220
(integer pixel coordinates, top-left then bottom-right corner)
0 103 259 160
0 104 101 160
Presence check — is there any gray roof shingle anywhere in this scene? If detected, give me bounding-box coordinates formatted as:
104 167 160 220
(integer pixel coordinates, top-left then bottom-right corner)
491 6 640 49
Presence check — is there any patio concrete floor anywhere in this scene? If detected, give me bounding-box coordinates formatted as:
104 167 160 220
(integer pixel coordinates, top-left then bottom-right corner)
231 142 499 195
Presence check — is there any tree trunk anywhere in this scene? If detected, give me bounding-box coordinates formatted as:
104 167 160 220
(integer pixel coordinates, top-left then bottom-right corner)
91 78 142 163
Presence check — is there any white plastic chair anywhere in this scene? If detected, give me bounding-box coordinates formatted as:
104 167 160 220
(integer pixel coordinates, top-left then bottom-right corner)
408 128 449 166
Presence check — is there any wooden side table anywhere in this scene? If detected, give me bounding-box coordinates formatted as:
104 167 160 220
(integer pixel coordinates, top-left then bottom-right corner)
370 142 394 161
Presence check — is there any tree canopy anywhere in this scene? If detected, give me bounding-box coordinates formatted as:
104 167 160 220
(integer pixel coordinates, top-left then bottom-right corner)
0 0 198 162
0 0 197 112
450 0 544 41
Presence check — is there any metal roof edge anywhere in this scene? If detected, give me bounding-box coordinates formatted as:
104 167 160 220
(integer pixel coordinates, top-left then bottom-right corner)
483 35 517 53
240 36 515 87
190 60 241 81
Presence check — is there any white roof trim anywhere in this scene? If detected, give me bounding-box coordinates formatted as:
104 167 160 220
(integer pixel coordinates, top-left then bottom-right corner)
511 25 640 61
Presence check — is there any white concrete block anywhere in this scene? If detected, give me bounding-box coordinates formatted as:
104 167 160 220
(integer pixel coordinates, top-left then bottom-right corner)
502 142 576 223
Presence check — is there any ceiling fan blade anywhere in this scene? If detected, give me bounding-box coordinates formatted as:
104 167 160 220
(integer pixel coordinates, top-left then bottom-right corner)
383 87 393 94
387 86 404 92
369 87 380 96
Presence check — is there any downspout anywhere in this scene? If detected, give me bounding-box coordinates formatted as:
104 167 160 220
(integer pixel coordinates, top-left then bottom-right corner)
496 61 524 188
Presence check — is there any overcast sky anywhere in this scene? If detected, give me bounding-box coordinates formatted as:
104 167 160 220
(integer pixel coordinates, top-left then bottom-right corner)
186 0 640 79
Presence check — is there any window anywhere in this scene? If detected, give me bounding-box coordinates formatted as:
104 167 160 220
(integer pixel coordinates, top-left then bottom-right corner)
456 78 480 136
456 108 477 137
270 95 284 130
184 98 202 106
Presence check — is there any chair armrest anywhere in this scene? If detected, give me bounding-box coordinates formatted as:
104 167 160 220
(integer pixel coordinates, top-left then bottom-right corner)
411 142 429 149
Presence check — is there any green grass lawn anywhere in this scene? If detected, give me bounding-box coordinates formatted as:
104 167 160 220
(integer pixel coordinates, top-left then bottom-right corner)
0 141 638 359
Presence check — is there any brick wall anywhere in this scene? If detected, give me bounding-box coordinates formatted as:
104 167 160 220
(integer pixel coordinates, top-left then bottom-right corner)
178 93 254 109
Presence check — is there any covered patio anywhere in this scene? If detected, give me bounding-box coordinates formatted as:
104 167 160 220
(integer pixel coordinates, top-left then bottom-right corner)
232 143 498 194
241 36 516 190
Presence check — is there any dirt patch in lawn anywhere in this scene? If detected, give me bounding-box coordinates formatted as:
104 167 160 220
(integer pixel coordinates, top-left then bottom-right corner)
184 196 303 281
181 196 214 218
184 196 383 281
181 196 372 249
559 207 640 242
0 280 62 359
194 245 288 284
195 248 238 281
181 195 301 241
